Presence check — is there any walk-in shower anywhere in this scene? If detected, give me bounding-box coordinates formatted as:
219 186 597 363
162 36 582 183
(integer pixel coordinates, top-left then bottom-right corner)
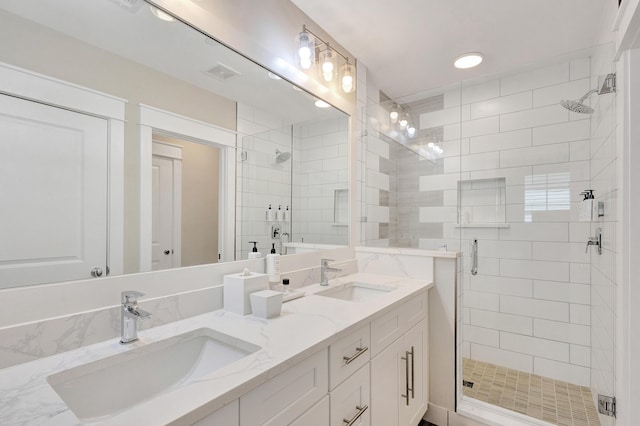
363 50 618 426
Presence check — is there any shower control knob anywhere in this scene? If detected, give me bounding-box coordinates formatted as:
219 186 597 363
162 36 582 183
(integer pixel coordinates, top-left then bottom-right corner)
163 250 171 255
91 267 103 277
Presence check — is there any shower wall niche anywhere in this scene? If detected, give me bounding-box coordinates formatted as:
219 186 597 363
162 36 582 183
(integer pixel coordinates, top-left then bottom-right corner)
457 178 507 226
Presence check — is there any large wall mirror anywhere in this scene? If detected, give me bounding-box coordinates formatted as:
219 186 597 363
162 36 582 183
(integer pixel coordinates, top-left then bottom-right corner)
0 0 349 289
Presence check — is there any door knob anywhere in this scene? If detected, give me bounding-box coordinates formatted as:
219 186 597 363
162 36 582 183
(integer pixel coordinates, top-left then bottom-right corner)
163 250 171 255
91 267 103 277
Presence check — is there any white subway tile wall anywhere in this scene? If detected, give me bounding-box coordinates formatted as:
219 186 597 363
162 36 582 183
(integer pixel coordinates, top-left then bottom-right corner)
364 53 618 391
236 105 348 260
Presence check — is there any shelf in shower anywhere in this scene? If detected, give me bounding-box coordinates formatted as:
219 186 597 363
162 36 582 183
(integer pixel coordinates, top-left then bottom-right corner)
455 223 510 228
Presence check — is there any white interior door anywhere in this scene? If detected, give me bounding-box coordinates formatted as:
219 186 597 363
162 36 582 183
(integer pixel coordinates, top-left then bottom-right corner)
151 142 182 270
0 94 108 288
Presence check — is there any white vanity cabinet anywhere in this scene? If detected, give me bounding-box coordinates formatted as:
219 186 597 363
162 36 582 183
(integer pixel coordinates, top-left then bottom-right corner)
192 399 239 425
370 294 428 426
239 348 328 425
330 363 370 426
329 323 370 390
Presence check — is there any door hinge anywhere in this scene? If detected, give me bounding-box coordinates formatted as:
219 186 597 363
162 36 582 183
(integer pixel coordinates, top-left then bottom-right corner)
598 394 616 417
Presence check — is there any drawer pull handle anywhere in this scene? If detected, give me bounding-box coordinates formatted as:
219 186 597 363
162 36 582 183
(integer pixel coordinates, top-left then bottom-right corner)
343 346 368 365
343 404 368 425
409 346 415 399
401 351 410 405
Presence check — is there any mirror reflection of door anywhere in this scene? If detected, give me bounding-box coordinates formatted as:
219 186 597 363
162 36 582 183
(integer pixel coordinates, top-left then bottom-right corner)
151 135 220 270
151 142 182 271
0 94 108 287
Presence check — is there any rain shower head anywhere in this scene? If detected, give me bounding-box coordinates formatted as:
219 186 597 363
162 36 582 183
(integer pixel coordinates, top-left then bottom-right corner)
275 149 291 163
559 73 616 114
560 94 596 114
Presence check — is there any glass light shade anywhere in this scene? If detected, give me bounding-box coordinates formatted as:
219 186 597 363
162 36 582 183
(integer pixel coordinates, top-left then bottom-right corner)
399 113 409 129
407 125 416 138
341 62 355 93
319 47 335 82
389 104 399 123
454 52 483 69
296 31 315 70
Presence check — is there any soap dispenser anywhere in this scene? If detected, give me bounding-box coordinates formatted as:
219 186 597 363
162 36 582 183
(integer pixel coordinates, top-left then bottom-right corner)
276 205 284 222
266 243 280 283
248 241 262 259
284 206 290 222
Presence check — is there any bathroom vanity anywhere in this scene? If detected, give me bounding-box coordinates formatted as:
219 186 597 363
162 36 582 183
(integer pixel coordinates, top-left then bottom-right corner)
0 272 432 425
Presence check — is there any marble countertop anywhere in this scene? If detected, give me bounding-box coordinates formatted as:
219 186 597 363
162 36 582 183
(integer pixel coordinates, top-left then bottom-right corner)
0 273 432 425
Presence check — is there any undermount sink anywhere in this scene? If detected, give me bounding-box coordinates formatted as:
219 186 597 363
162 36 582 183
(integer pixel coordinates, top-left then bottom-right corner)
47 328 260 423
315 281 395 302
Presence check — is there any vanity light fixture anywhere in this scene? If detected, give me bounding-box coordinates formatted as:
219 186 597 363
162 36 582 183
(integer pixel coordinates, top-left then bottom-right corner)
389 103 400 123
149 5 175 22
454 52 483 69
295 25 355 93
320 45 335 82
341 60 355 93
296 28 315 70
399 112 409 130
407 124 417 138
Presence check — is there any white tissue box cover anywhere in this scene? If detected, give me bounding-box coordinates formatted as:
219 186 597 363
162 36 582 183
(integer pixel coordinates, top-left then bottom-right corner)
223 272 269 315
250 290 283 319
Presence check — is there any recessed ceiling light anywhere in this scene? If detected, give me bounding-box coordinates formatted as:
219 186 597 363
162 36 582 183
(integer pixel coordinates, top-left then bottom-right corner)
268 72 282 80
454 52 483 69
315 100 330 108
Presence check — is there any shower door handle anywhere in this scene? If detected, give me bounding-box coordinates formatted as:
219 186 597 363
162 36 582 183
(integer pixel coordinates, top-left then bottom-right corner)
471 239 478 275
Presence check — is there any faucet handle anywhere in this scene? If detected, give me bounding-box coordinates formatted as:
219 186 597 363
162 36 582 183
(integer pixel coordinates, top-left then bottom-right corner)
121 290 144 303
321 258 335 266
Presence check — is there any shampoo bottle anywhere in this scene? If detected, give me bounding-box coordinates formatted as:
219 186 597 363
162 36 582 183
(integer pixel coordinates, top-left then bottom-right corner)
248 241 261 259
284 206 290 222
276 205 283 221
266 204 275 222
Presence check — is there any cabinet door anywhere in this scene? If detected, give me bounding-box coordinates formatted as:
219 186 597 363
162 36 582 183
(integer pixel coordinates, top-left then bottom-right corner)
240 349 328 426
192 400 239 425
399 320 428 426
330 364 370 426
290 395 329 426
371 338 401 426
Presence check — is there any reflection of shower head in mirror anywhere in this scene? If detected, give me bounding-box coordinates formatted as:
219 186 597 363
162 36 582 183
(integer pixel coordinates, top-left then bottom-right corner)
275 149 291 163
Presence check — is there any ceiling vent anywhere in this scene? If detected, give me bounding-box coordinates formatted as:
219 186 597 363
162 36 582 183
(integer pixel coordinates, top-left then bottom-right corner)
109 0 144 12
206 63 241 81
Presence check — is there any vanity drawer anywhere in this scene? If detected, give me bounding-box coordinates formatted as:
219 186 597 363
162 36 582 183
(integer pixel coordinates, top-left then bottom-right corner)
240 348 328 426
192 399 239 425
290 395 329 426
329 323 370 390
370 293 427 356
329 363 370 426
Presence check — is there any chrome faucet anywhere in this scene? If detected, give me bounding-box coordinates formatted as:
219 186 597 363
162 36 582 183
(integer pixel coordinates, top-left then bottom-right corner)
120 291 151 344
320 258 342 286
